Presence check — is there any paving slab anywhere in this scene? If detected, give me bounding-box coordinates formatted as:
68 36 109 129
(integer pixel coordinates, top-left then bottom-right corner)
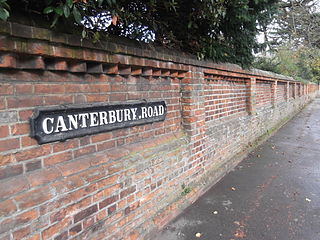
156 98 320 240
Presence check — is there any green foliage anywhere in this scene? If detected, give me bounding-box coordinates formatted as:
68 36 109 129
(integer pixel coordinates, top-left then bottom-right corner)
254 45 320 83
181 183 191 196
1 0 279 67
0 0 9 21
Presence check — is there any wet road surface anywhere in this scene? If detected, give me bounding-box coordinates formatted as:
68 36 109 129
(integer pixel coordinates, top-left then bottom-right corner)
156 98 320 240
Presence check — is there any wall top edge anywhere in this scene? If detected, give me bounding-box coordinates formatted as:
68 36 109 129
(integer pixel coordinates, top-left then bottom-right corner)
0 21 303 82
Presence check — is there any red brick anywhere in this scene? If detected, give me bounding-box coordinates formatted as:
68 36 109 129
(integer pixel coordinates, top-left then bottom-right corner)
53 139 78 153
16 145 51 162
83 217 95 229
15 209 38 226
27 167 62 187
109 93 127 102
43 95 73 105
0 199 17 217
15 84 33 94
69 223 82 236
13 226 31 239
96 140 116 151
0 97 5 110
19 109 33 121
35 84 65 94
99 195 119 210
0 125 9 138
87 94 108 103
21 136 38 147
15 186 53 210
42 217 71 240
7 96 43 108
96 175 119 189
44 151 73 166
120 186 136 199
53 231 68 240
27 233 41 240
0 138 20 152
0 176 29 198
11 123 29 135
0 164 23 180
73 145 96 158
0 84 14 95
79 136 91 146
57 157 91 177
0 54 16 68
74 204 98 223
26 160 42 172
108 204 117 215
0 154 15 167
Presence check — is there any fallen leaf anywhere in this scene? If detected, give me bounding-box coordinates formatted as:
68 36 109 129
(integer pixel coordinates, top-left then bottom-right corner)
111 15 118 25
212 211 218 215
231 187 236 191
306 198 311 202
195 232 202 238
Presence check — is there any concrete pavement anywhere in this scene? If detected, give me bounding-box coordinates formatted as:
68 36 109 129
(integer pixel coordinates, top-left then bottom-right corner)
156 98 320 240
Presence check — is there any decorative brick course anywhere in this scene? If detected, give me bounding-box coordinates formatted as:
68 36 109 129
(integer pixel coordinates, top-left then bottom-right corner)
0 22 319 240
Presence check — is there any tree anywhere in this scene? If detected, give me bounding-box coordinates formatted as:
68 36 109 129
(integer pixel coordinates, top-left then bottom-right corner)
1 0 279 67
267 0 320 49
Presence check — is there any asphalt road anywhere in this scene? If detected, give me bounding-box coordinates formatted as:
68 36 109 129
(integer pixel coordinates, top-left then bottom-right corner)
156 98 320 240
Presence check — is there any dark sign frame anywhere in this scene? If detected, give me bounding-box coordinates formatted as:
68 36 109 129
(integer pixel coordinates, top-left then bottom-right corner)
30 101 166 144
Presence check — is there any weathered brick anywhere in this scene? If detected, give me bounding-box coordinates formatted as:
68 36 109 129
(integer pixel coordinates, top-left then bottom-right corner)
0 164 23 180
53 231 68 240
15 186 53 210
0 125 9 138
0 199 17 217
120 186 136 199
0 111 18 124
42 217 71 240
69 223 82 236
15 208 38 226
73 145 96 158
11 123 29 136
27 167 62 187
13 226 31 239
0 84 14 95
16 145 51 162
74 204 98 223
57 157 91 177
99 195 119 210
53 139 78 153
0 54 16 68
35 84 65 94
0 138 20 152
26 160 42 172
7 96 43 108
44 151 73 166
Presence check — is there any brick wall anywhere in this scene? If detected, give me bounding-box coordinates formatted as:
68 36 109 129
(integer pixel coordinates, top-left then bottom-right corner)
0 22 319 240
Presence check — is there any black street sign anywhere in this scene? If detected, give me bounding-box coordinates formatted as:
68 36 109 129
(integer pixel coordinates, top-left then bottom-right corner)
30 101 166 144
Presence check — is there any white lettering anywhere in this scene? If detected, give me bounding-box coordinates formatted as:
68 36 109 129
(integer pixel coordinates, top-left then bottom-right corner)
78 113 89 128
147 106 153 117
89 112 99 127
42 117 54 134
141 107 147 119
116 109 124 122
68 114 78 130
131 108 137 120
124 109 131 121
55 116 68 132
158 105 164 115
153 106 159 116
99 111 108 125
109 110 116 123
